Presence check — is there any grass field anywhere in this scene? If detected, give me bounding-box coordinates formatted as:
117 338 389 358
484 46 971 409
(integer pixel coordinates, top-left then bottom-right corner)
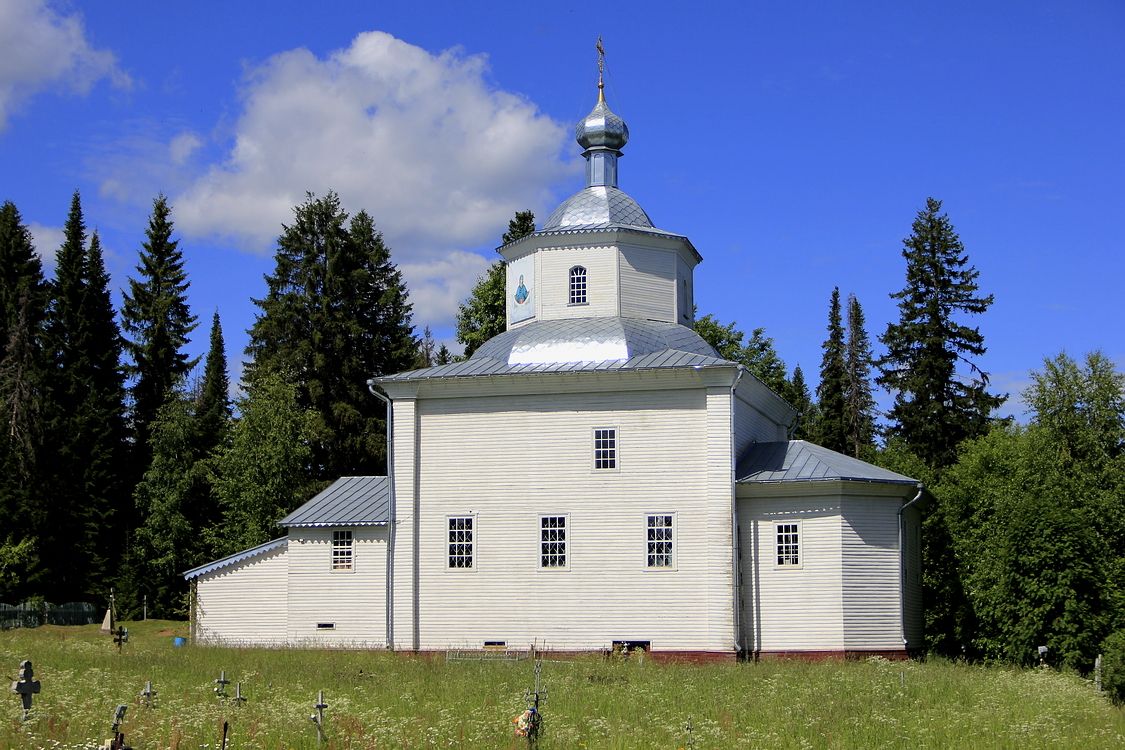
2 620 1123 749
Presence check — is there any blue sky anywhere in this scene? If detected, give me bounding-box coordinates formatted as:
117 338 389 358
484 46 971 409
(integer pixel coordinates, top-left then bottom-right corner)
2 0 1122 418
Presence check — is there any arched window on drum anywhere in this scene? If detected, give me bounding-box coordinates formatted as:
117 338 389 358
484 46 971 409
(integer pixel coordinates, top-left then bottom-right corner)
569 266 588 305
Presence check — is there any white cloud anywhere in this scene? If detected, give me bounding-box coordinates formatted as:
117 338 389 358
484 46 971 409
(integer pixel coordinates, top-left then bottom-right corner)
169 131 203 166
0 0 130 131
169 31 575 329
27 222 63 268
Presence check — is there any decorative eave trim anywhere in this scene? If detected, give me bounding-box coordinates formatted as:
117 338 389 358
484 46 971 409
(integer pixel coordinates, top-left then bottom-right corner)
182 537 288 580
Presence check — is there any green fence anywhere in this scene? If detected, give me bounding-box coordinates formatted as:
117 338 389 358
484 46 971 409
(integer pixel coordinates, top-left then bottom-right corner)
0 601 98 629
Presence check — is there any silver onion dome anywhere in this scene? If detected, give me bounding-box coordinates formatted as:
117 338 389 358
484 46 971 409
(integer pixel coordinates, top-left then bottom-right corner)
576 89 629 151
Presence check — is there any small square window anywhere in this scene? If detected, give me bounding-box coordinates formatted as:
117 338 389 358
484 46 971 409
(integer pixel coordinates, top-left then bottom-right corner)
594 427 617 470
448 517 474 569
776 522 800 567
569 266 587 305
540 515 568 568
332 530 353 571
646 514 674 568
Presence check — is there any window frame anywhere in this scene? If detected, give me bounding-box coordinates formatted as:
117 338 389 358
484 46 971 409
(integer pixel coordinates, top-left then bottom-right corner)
593 426 618 471
568 265 588 306
447 515 476 571
644 512 676 571
538 514 570 571
775 521 802 569
331 529 354 572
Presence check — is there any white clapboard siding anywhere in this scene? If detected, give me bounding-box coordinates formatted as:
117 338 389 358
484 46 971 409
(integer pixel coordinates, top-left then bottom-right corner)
194 545 288 646
675 255 694 325
619 244 675 322
841 497 902 650
286 527 388 648
738 497 844 652
391 397 418 651
538 245 619 319
408 387 733 651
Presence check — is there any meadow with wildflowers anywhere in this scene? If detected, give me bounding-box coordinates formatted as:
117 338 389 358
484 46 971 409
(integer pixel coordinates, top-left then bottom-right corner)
2 621 1123 749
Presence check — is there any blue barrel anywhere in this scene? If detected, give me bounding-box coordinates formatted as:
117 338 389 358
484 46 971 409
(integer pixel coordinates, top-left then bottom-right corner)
173 637 186 647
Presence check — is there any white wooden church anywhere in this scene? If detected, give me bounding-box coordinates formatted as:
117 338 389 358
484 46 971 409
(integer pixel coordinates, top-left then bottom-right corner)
185 71 924 660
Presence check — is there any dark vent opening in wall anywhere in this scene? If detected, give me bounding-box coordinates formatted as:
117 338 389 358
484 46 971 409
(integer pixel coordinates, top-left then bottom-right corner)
316 623 336 630
612 640 650 654
484 640 507 649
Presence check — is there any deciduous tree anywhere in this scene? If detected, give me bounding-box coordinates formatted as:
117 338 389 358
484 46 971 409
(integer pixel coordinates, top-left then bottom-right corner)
456 210 535 358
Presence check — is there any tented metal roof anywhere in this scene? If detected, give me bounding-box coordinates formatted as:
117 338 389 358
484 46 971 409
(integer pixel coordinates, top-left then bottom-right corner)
377 317 734 383
737 440 917 485
182 537 288 580
278 476 391 528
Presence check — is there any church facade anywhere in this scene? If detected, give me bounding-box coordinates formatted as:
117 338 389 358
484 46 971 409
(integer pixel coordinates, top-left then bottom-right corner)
185 75 924 659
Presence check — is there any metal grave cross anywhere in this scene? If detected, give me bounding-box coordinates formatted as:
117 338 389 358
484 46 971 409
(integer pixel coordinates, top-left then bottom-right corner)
139 680 157 708
113 626 129 653
310 689 328 744
11 660 41 720
100 703 130 750
214 670 230 699
232 681 247 707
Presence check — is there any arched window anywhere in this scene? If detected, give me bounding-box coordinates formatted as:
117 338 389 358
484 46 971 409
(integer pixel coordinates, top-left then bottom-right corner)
569 266 587 305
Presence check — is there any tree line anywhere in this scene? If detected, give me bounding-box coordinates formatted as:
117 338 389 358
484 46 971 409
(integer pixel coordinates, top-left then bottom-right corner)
684 197 1124 674
1 189 1122 681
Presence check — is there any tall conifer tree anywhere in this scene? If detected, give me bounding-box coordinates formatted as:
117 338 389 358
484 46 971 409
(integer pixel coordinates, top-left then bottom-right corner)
844 294 876 458
0 202 49 541
195 311 231 458
877 197 1004 469
247 192 416 480
122 194 198 473
41 195 129 599
813 287 848 453
784 364 816 440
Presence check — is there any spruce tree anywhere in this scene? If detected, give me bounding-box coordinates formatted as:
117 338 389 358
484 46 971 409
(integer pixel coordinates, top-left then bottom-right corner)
784 364 816 440
195 311 231 458
813 287 848 453
877 197 1004 469
122 194 198 472
0 201 49 566
41 195 129 600
247 193 416 480
844 294 876 458
456 210 535 358
76 232 130 593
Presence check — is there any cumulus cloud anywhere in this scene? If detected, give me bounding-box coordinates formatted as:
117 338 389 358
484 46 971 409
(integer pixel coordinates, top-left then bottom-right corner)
0 0 130 131
27 222 63 268
171 31 575 326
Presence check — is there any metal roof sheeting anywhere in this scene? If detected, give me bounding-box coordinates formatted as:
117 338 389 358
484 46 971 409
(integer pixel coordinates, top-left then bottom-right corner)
378 318 734 383
278 476 391 527
182 537 288 580
736 440 917 485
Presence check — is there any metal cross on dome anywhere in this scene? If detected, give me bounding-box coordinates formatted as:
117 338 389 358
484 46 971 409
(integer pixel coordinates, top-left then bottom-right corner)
11 660 41 720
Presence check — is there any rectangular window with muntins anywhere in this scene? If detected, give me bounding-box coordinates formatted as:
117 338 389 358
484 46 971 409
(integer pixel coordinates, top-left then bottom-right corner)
594 427 617 470
331 530 353 571
569 266 587 305
776 522 800 566
646 514 674 568
540 515 567 568
448 516 474 568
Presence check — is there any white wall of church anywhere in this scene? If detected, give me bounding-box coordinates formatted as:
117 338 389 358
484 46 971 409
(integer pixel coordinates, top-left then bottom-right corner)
619 244 675 322
393 386 734 652
840 497 903 651
737 496 845 653
192 545 289 646
286 527 388 647
537 245 619 320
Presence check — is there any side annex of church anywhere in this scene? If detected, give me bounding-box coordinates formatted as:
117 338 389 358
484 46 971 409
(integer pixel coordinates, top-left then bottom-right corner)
185 66 924 660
